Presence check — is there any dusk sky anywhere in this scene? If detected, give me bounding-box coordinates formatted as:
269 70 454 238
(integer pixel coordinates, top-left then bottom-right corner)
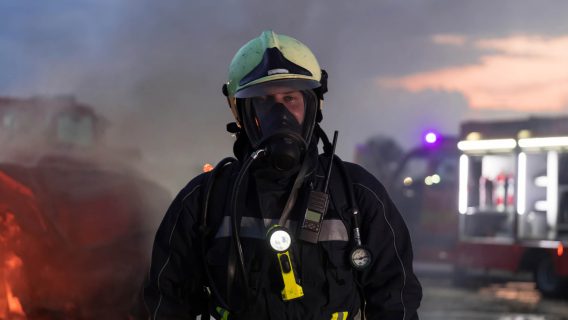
2 0 568 192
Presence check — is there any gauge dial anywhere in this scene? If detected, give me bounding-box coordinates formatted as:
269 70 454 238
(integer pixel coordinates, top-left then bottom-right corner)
350 246 372 270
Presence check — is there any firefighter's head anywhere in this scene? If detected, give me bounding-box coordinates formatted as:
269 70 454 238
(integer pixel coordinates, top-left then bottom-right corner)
223 30 328 171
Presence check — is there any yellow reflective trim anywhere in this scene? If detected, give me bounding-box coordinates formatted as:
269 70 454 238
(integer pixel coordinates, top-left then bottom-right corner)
215 306 229 320
331 311 349 320
277 251 304 301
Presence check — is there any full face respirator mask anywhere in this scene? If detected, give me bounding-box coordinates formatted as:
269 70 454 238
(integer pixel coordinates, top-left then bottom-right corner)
240 89 318 172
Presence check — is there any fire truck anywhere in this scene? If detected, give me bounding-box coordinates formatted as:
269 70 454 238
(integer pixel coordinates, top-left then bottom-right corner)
388 117 568 297
387 133 460 267
0 96 171 319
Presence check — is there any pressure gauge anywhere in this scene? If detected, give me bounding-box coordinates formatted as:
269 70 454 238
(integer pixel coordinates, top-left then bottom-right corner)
350 246 372 270
267 225 292 252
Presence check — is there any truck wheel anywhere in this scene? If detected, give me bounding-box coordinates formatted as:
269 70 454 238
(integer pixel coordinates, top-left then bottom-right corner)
534 256 568 297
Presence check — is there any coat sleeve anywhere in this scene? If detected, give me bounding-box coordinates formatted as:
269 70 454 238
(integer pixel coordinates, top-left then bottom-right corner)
347 163 422 320
142 174 208 320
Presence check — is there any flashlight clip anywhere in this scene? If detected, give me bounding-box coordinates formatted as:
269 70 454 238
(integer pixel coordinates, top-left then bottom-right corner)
276 251 304 301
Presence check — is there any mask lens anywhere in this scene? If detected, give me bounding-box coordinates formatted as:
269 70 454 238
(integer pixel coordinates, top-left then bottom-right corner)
241 89 318 149
250 90 305 135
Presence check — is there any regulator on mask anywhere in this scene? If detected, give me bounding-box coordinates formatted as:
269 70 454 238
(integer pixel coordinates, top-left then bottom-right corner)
240 88 318 171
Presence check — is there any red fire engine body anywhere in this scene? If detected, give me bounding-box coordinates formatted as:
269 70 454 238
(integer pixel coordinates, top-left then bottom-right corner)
0 96 171 319
389 117 568 297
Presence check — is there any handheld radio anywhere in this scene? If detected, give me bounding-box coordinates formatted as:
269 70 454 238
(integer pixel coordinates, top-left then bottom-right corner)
298 131 338 243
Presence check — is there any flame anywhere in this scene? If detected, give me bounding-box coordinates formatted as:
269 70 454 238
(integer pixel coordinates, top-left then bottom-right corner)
5 282 25 316
5 255 22 272
1 211 26 319
1 255 27 318
203 163 214 173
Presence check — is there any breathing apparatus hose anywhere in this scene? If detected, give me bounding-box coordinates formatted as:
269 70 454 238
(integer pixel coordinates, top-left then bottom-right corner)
200 151 270 313
200 156 237 311
228 148 267 309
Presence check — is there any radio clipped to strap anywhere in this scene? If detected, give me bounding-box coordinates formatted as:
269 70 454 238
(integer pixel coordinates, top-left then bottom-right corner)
298 131 338 244
298 190 329 243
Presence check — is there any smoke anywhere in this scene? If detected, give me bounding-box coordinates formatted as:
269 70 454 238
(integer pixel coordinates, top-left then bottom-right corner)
2 0 568 192
1 0 353 193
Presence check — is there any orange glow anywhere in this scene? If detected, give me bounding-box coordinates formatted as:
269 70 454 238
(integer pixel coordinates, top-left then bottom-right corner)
1 254 25 317
379 34 568 112
1 209 26 318
1 212 22 241
5 282 25 316
478 281 540 305
203 163 214 173
5 255 22 270
0 171 34 198
558 242 564 257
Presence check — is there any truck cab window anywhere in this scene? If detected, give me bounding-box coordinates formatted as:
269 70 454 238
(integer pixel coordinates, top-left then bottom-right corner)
397 156 429 187
435 157 458 185
56 114 94 147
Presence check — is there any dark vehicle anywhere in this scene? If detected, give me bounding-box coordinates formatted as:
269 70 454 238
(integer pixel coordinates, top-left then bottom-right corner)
0 96 170 319
387 134 460 265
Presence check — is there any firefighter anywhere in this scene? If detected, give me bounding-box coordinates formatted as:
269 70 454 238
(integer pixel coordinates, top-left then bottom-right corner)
142 30 422 320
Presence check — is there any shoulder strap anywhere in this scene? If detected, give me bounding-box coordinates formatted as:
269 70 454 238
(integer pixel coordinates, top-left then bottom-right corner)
322 155 354 232
199 157 238 313
332 155 359 214
200 157 238 237
327 156 368 307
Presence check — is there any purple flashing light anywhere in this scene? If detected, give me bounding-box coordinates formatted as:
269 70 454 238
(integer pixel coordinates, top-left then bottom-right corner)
424 132 438 144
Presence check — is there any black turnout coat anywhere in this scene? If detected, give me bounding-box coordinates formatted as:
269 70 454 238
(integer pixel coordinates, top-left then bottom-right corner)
142 155 422 320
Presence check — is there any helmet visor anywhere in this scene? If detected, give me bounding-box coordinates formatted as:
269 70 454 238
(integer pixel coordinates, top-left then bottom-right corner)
235 78 320 99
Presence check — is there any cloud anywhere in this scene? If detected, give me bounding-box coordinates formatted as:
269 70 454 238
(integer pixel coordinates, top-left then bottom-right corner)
431 34 467 46
379 34 568 112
